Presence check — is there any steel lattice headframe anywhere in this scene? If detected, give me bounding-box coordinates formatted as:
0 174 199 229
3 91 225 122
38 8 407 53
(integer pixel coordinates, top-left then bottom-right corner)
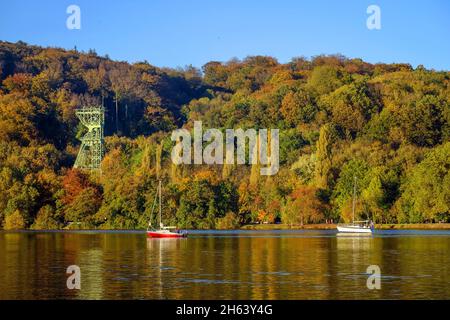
74 106 105 170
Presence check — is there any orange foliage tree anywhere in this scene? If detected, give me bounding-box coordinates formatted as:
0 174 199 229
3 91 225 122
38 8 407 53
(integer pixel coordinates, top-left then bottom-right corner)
282 185 324 225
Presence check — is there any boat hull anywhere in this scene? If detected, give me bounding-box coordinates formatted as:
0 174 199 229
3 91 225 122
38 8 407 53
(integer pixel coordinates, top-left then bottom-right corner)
337 225 373 233
147 231 187 238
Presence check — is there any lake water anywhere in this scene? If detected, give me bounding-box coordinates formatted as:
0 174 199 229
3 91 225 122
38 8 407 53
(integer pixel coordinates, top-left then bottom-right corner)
0 230 449 299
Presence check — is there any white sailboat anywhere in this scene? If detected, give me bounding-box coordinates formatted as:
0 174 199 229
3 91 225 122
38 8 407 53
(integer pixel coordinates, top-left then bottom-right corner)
337 176 374 234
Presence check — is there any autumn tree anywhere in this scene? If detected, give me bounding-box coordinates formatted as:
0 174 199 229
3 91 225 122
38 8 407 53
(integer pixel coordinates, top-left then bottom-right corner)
280 89 317 127
282 185 324 225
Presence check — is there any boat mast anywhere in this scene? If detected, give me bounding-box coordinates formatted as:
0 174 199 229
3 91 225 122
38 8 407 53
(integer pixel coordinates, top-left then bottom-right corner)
352 176 357 223
159 179 162 228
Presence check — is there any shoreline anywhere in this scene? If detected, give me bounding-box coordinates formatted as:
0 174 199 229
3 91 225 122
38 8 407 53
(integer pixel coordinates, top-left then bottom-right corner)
1 223 450 232
240 223 450 230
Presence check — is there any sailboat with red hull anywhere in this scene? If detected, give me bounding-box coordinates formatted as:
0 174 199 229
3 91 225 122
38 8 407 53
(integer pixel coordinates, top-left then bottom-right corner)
147 180 187 238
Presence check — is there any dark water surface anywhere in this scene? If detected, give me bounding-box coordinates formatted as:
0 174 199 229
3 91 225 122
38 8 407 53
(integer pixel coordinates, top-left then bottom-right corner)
0 230 449 299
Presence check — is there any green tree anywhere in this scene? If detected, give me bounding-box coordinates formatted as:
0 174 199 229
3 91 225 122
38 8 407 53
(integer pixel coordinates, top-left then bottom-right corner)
307 65 344 95
314 124 335 189
398 142 450 222
333 159 370 220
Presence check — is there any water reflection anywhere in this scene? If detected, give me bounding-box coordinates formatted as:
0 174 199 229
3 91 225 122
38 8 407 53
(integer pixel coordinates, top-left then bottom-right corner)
0 231 449 299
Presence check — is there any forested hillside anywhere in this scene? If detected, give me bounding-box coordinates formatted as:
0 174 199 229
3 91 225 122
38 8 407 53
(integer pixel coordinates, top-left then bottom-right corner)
0 41 448 229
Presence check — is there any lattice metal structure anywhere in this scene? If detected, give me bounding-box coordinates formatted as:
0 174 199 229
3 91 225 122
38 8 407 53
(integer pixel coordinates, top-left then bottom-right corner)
74 106 105 170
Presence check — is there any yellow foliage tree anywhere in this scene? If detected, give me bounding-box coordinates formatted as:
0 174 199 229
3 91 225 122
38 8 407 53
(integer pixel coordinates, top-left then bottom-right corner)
4 210 26 230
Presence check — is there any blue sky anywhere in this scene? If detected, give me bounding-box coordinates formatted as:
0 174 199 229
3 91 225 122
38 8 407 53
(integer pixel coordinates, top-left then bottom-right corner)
0 0 449 70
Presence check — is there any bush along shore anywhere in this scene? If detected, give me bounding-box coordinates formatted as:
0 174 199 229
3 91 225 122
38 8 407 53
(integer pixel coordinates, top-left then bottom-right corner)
241 223 450 230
